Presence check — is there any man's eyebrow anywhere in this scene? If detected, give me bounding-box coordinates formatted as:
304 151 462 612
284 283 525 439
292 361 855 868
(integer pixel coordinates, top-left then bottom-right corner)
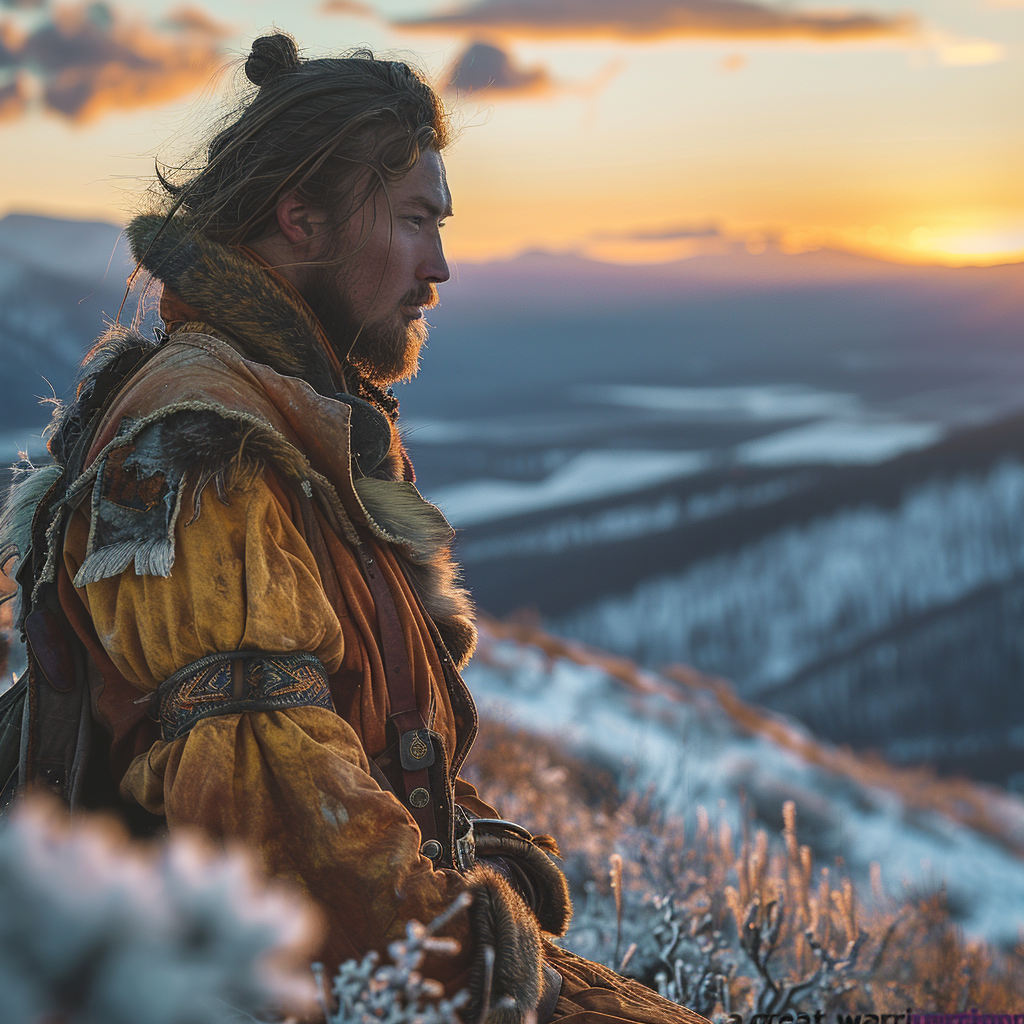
405 194 454 218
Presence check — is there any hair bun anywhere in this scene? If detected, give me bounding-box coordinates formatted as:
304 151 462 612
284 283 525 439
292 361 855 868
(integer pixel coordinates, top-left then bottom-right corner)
245 33 299 87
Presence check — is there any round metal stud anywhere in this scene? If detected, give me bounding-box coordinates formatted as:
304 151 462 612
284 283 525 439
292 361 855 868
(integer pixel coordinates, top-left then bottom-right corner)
409 787 430 808
420 839 443 861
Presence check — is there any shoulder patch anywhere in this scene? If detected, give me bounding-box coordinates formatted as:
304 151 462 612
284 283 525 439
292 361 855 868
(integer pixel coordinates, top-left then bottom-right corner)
73 418 186 587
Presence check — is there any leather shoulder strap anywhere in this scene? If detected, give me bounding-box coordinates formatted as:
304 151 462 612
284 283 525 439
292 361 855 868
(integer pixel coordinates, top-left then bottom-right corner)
296 490 442 849
352 530 440 847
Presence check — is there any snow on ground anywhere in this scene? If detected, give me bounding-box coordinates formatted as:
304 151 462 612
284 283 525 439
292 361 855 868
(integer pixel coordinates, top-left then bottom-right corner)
428 420 943 529
736 418 944 466
576 383 864 421
456 479 801 563
431 450 709 526
465 628 1024 946
422 415 945 528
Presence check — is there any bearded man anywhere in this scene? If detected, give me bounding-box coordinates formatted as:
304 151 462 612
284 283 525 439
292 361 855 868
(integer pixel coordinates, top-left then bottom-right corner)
1 32 707 1024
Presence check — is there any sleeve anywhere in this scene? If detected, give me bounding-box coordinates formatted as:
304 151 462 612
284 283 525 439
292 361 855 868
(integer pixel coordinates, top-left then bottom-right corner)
64 460 551 1016
67 465 344 691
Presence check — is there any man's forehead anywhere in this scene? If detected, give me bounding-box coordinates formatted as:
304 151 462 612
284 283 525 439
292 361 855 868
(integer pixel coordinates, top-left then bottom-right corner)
399 150 452 215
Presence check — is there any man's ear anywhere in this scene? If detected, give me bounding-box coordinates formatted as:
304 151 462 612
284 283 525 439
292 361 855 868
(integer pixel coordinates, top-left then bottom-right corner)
275 192 328 246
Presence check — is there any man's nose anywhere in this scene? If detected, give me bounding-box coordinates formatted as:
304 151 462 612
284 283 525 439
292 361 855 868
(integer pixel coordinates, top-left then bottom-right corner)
419 238 450 285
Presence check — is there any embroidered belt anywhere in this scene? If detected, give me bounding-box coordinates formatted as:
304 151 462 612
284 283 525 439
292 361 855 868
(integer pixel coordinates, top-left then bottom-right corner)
156 650 334 742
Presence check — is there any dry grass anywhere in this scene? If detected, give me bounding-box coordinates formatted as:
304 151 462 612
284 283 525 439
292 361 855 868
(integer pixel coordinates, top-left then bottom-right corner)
464 718 1024 1018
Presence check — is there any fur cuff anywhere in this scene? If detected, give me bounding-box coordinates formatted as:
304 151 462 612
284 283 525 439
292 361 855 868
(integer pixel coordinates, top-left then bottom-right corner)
464 864 547 1024
473 832 573 937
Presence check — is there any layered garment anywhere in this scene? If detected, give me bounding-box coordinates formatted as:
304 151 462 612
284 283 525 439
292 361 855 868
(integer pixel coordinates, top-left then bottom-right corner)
41 215 708 1024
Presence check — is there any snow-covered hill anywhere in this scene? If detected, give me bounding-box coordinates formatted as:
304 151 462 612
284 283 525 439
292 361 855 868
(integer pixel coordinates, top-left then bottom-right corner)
558 452 1024 684
543 437 1024 789
0 214 132 455
467 619 1024 947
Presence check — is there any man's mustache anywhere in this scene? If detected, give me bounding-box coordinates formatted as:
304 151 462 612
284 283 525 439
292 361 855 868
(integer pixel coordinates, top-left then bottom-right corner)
400 284 439 310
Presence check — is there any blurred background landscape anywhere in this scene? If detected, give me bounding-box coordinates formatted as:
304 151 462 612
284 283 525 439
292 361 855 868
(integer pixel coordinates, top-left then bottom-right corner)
2 0 1024 978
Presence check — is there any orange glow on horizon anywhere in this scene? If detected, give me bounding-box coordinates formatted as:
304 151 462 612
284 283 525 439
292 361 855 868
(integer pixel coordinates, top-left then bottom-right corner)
0 1 1019 278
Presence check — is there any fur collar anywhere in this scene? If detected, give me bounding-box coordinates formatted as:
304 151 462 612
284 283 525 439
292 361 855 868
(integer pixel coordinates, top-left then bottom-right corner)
127 214 341 396
127 214 410 483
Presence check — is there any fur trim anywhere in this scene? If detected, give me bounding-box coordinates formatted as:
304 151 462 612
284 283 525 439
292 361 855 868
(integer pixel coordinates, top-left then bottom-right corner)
127 215 336 394
0 462 63 620
77 322 160 392
156 409 308 523
48 323 161 468
355 477 477 667
464 864 545 1024
354 478 454 561
68 405 313 588
434 614 477 669
73 416 188 587
472 832 573 938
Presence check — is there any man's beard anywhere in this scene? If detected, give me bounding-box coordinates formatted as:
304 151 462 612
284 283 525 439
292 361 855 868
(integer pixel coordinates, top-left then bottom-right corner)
301 264 435 388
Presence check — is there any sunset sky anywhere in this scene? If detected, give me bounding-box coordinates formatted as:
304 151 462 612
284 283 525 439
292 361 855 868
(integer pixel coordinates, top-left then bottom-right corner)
0 0 1021 267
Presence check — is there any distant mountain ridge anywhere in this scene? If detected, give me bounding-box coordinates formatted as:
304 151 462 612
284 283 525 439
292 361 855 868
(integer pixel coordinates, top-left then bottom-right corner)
6 209 1023 434
532 416 1024 789
0 214 134 447
0 213 130 285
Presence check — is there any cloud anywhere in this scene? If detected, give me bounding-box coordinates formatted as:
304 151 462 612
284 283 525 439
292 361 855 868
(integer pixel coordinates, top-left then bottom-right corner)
443 40 552 95
442 39 623 100
396 0 916 43
0 20 22 66
320 0 377 14
927 29 1004 66
601 223 723 241
160 6 231 35
0 1 228 123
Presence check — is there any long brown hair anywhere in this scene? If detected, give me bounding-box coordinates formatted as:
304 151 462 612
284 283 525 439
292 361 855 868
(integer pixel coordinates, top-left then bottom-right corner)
152 33 451 253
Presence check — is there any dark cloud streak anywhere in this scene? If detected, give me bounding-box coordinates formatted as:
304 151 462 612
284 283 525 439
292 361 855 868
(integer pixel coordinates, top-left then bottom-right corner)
610 224 723 241
0 2 227 123
398 0 916 43
443 40 552 95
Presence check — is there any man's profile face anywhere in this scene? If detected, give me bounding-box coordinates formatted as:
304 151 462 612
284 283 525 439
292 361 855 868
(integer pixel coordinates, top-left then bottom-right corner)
302 148 452 387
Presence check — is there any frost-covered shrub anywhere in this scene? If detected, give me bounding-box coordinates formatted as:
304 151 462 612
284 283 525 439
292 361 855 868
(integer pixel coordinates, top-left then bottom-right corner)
0 797 317 1024
465 718 1024 1017
316 895 472 1024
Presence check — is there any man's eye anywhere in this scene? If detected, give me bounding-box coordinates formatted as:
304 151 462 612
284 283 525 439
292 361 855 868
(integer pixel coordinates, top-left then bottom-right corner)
405 216 423 228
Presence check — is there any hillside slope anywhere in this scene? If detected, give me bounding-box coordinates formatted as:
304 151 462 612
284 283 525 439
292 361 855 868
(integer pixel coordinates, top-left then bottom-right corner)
466 617 1024 947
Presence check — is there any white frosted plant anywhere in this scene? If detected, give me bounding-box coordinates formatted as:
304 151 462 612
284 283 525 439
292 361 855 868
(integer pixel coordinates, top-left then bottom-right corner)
0 797 318 1024
316 893 473 1024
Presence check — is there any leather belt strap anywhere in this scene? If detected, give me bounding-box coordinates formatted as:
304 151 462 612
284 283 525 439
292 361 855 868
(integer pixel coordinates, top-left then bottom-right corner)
353 532 440 846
